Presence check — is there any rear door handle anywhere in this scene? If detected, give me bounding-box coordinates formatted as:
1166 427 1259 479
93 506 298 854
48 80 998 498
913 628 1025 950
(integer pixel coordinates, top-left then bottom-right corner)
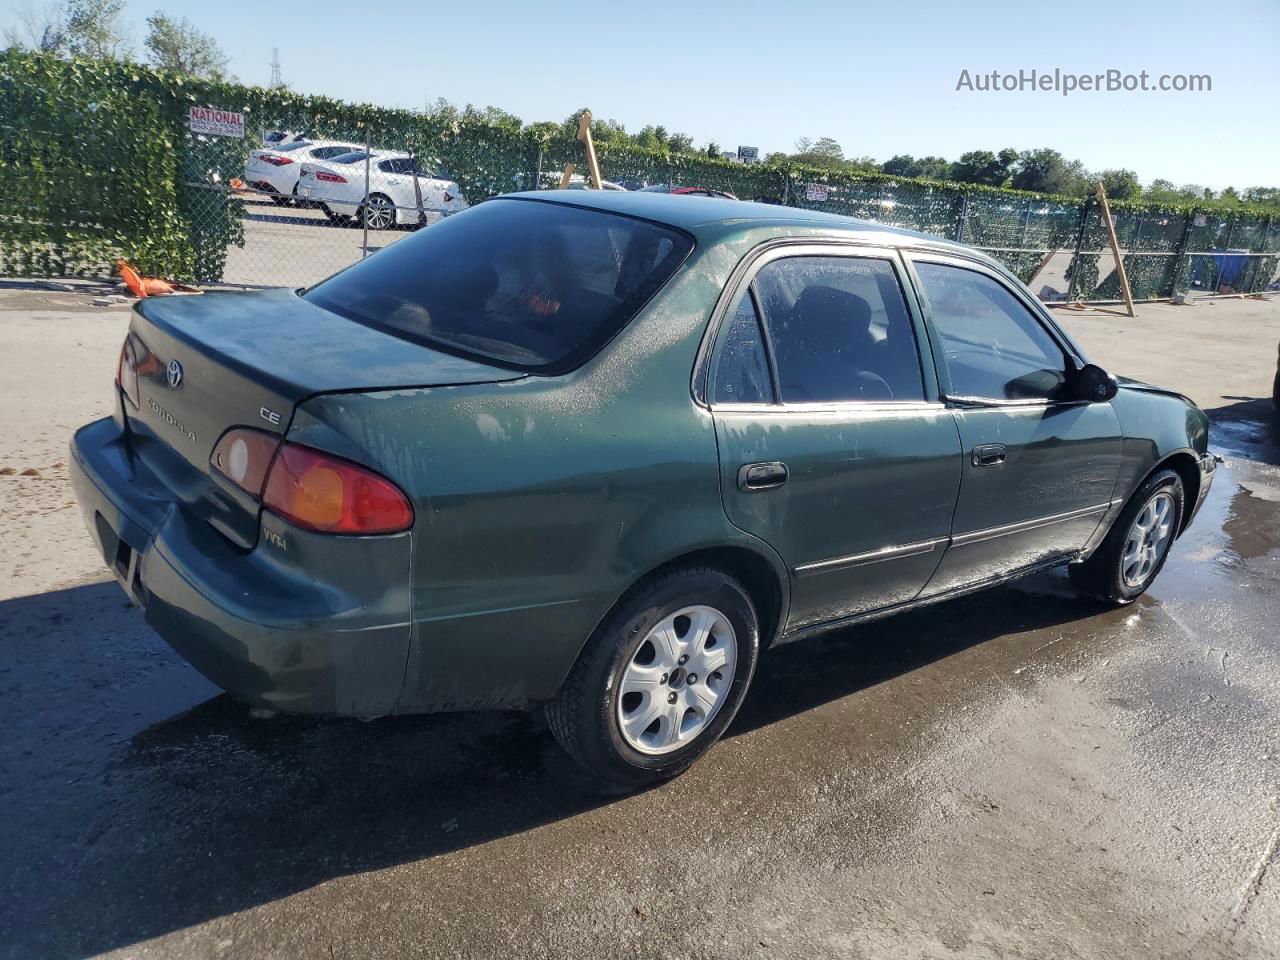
972 443 1007 467
738 461 788 491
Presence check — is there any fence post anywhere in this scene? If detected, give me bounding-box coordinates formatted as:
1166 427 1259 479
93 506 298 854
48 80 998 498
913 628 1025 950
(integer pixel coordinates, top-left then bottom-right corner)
1065 200 1091 302
781 167 790 206
954 192 969 243
1170 210 1195 298
361 134 370 259
1019 197 1033 249
1214 215 1236 292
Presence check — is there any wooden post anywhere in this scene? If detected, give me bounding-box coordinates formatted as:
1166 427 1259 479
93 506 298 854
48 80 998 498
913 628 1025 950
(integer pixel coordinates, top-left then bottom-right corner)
577 110 604 189
1095 182 1136 317
559 163 577 189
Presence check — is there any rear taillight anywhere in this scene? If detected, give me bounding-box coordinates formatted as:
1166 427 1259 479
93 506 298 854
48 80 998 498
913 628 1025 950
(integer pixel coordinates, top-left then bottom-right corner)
263 443 413 534
211 428 281 497
315 170 347 184
116 338 140 408
211 433 412 535
262 155 295 167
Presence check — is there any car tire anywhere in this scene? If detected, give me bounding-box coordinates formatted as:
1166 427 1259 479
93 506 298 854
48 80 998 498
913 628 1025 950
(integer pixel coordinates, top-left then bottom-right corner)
546 567 759 791
269 189 290 207
1272 370 1279 412
359 193 397 230
321 206 348 225
1069 468 1185 604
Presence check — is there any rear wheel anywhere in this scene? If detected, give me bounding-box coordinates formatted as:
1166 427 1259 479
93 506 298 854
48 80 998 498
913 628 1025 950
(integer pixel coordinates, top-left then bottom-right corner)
360 193 397 230
1069 468 1184 604
546 567 759 790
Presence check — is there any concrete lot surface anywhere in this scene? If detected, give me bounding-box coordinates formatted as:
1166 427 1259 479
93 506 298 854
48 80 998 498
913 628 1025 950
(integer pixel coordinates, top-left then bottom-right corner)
222 199 424 288
0 292 1276 959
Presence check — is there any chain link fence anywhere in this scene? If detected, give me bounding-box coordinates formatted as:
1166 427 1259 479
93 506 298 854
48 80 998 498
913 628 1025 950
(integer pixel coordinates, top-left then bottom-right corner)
4 51 1278 302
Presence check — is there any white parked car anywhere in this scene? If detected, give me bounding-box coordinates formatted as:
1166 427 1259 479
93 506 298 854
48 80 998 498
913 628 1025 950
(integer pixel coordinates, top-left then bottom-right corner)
260 129 304 148
243 139 366 205
297 151 469 229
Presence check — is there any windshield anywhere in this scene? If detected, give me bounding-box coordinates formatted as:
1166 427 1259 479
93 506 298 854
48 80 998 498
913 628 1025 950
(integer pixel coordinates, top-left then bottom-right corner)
304 198 693 372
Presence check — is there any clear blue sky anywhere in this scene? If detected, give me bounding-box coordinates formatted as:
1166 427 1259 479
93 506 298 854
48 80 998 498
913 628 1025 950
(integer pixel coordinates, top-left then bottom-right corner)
7 0 1277 189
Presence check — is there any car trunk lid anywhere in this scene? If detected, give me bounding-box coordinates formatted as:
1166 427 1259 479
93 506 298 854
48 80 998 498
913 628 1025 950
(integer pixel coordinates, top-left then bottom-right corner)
124 287 524 548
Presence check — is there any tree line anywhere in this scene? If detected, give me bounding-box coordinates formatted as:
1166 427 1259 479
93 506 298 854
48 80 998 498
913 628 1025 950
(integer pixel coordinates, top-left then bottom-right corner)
5 0 231 81
7 0 1275 210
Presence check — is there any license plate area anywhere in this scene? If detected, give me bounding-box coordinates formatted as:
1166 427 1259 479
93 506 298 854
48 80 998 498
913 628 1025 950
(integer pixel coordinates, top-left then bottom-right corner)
95 511 146 607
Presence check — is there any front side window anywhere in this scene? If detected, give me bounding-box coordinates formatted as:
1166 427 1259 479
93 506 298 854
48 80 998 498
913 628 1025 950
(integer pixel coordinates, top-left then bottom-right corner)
304 199 693 372
914 261 1067 401
751 256 925 403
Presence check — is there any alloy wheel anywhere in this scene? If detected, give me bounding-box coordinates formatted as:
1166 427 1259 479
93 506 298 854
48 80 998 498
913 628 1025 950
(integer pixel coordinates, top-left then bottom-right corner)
616 605 737 756
1121 490 1175 587
363 195 395 229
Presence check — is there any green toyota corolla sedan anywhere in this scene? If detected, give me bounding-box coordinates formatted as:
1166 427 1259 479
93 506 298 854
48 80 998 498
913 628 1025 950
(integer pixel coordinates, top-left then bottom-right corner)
70 191 1215 787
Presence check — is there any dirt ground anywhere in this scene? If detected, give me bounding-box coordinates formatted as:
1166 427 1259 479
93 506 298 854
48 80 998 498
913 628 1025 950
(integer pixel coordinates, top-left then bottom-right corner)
0 289 1277 959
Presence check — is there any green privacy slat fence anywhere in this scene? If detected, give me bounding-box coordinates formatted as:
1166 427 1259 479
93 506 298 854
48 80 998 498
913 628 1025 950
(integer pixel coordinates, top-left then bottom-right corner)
3 51 1277 298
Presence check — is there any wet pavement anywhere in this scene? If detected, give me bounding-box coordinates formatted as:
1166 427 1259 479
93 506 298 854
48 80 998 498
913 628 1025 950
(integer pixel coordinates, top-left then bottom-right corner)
1 321 1279 958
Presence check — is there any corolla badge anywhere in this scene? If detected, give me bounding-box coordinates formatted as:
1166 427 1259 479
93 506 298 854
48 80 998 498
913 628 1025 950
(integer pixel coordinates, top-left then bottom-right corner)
166 360 183 388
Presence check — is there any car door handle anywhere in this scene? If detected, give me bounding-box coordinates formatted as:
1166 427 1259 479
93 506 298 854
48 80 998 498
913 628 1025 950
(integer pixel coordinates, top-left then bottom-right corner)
738 461 788 491
972 443 1007 467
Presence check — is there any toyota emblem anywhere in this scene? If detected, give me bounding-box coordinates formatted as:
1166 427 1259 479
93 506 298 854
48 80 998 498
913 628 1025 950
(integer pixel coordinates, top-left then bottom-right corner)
166 359 183 388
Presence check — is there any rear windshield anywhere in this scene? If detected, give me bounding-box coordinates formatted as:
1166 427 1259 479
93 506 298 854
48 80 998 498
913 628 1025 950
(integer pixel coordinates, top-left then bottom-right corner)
303 199 693 372
328 151 375 164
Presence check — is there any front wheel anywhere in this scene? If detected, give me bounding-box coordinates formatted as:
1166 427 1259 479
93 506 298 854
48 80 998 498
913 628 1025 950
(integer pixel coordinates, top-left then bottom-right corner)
1069 468 1185 604
546 567 759 790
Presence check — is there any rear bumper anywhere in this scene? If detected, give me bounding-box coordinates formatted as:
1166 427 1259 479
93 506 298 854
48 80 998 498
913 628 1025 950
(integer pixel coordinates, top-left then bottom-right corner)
69 416 413 717
242 163 297 196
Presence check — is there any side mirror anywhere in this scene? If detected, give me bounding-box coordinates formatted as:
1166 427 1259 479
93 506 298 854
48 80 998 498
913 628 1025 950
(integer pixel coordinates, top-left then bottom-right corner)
1074 363 1118 403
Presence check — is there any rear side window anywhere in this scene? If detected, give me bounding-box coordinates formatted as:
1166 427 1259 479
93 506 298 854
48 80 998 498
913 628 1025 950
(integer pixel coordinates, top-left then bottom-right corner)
712 294 774 404
752 256 925 403
304 199 693 372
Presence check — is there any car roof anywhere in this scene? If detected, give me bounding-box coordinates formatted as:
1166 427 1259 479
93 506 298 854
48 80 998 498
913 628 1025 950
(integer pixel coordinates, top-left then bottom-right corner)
501 189 992 262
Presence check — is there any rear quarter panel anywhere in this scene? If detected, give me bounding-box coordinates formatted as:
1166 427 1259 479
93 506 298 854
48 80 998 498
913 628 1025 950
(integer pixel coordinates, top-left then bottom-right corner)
290 232 787 711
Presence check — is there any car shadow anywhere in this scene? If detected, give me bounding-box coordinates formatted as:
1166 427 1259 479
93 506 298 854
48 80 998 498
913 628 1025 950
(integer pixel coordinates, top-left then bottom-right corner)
241 205 349 229
0 570 1109 959
1205 396 1280 466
